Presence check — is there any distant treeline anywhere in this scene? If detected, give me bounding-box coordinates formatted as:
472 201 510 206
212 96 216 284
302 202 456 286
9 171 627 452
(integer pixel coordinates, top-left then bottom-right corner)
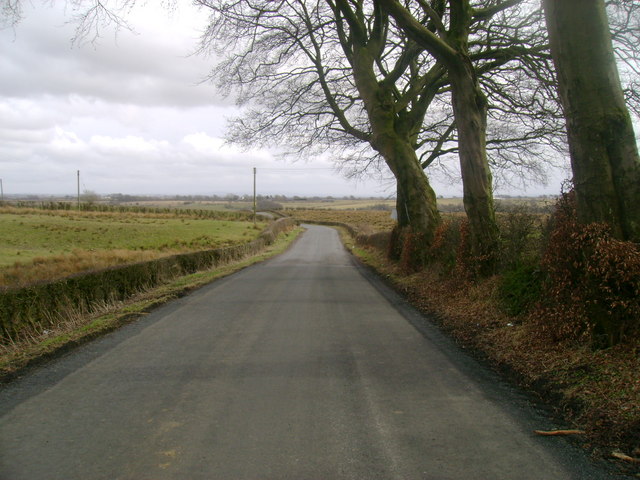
3 193 394 203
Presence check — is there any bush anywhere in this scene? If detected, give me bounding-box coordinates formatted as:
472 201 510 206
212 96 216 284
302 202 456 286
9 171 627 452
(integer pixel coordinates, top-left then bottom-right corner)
398 228 428 273
498 204 541 270
356 231 391 251
385 226 429 272
498 263 542 316
426 218 463 274
535 192 640 346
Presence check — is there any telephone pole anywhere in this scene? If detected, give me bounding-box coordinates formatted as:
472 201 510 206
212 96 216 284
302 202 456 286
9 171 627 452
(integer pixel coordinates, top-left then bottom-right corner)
0 178 4 203
77 170 80 210
253 167 257 226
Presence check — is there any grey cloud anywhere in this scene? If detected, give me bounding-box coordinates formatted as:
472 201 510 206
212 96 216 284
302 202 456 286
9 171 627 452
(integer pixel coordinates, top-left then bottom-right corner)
0 3 389 197
1 3 226 108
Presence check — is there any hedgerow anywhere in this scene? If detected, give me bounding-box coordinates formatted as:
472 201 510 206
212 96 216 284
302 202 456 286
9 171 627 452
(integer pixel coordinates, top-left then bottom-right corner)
0 218 295 344
533 191 640 347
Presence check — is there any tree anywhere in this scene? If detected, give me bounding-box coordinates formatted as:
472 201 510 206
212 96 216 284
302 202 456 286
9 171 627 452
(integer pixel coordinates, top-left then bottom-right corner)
200 0 567 268
542 0 640 241
81 190 100 205
198 0 446 249
375 0 534 273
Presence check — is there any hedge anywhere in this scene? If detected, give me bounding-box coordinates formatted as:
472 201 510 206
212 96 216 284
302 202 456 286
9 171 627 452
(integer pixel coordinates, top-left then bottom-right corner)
0 218 295 342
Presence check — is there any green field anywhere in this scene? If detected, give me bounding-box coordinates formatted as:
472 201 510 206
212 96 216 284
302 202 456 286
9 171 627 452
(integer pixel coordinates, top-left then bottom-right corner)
0 208 266 286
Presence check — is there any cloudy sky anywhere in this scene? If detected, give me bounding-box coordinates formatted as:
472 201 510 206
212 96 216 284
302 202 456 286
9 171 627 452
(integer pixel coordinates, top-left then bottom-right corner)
1 2 566 198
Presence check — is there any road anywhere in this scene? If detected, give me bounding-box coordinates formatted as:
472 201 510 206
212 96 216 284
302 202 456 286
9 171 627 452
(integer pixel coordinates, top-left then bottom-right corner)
0 225 618 479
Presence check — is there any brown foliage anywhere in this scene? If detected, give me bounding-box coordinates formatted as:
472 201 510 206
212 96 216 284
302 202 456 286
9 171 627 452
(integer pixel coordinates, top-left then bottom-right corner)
535 191 640 346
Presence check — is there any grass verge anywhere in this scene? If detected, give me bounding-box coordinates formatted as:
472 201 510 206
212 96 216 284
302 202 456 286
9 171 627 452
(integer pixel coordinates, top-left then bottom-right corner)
0 227 303 383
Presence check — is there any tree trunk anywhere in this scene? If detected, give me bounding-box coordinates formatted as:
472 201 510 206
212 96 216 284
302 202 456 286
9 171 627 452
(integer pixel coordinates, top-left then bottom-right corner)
388 154 440 260
395 180 410 228
449 55 500 273
379 136 440 239
349 43 441 256
543 0 640 241
376 0 500 274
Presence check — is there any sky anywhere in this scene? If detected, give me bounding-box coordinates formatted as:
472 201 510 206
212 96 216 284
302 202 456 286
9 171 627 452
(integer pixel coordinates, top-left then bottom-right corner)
0 2 568 198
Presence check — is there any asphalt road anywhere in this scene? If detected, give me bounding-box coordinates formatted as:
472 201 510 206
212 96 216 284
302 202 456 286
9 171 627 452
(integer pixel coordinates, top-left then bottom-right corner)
0 225 620 479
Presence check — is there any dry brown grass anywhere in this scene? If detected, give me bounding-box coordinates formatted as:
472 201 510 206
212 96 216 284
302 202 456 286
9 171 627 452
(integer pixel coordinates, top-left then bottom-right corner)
290 208 396 232
0 249 173 288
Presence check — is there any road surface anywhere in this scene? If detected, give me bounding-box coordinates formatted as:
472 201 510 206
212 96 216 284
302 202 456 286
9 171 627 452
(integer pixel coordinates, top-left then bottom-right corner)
0 225 618 479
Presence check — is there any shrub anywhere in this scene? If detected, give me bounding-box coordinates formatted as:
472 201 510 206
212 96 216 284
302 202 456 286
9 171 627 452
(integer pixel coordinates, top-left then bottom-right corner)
498 204 541 270
398 228 428 273
453 219 478 280
535 191 640 346
426 218 463 274
356 231 391 251
498 263 542 317
385 226 430 272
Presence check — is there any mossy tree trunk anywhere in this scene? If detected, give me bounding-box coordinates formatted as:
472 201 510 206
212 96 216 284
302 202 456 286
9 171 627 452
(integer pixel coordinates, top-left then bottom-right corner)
379 0 500 274
447 1 499 272
543 0 640 241
382 136 441 241
338 10 441 258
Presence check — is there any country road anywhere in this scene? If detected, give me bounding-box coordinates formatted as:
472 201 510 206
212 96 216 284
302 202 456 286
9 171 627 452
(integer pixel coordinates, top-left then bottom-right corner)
0 225 619 479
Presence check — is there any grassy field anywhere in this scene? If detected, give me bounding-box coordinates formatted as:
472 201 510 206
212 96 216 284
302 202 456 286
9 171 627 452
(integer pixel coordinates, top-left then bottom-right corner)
290 208 397 232
119 200 254 211
118 196 554 213
0 207 266 287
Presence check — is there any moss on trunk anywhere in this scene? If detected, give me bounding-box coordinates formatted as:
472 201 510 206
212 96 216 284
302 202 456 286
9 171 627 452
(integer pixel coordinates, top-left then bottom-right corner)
544 0 640 241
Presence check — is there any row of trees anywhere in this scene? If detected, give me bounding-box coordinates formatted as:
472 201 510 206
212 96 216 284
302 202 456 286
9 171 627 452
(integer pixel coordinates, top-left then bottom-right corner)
5 0 640 273
193 0 640 274
198 0 556 272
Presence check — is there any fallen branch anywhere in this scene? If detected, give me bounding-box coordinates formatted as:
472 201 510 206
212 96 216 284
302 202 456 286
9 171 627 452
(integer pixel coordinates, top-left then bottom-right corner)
611 451 640 463
534 429 586 436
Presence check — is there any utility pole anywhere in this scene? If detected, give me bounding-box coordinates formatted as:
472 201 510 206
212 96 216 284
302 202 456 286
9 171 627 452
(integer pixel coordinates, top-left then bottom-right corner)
77 170 80 210
0 178 4 203
253 167 257 226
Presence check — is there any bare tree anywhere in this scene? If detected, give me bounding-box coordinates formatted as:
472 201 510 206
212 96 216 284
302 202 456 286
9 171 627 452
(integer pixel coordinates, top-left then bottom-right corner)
197 0 447 249
198 0 568 267
417 2 564 191
376 0 555 273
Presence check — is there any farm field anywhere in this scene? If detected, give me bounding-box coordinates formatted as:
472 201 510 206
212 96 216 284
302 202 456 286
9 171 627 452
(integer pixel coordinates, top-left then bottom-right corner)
282 199 395 210
119 200 254 211
0 207 265 287
290 208 397 232
116 196 554 213
118 198 396 211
